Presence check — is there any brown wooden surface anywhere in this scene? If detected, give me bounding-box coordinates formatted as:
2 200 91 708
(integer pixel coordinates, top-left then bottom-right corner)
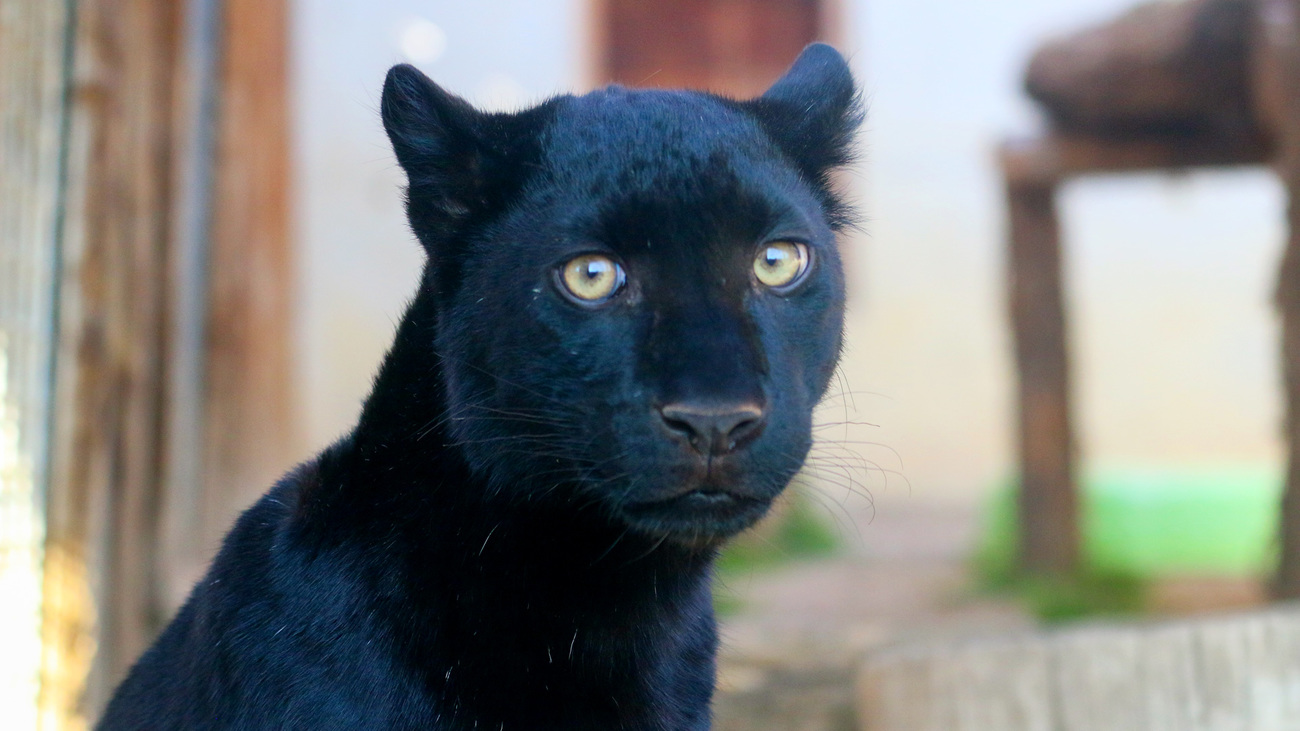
162 0 296 610
1002 0 1279 581
208 0 294 525
34 0 294 720
1025 0 1257 140
45 0 181 715
1255 0 1300 600
1004 177 1079 575
599 0 822 96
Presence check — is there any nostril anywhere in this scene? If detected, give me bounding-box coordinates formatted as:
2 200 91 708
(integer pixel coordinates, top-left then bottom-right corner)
661 415 696 438
658 403 766 456
658 408 706 452
724 414 762 444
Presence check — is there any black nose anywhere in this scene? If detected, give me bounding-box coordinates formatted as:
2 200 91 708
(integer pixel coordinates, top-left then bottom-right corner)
659 402 766 456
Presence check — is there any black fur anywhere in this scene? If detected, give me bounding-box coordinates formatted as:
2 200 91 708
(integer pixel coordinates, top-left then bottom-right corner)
98 43 860 730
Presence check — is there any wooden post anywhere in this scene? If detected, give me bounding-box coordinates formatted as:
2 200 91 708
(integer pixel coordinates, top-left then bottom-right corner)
31 0 294 721
1257 0 1300 600
204 0 294 552
43 0 183 716
1276 167 1300 600
157 0 296 612
1003 165 1079 576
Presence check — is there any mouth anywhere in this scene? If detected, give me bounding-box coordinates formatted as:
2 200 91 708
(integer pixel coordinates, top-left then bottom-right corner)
621 489 773 544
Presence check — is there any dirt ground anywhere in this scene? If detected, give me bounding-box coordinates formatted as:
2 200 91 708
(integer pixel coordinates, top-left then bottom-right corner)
712 501 1034 730
710 498 1273 729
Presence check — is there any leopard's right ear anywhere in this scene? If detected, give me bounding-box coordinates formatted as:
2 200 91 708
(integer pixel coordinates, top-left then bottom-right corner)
382 65 482 244
382 64 541 251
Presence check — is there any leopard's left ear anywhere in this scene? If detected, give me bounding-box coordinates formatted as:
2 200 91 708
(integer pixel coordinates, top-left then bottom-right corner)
747 43 862 188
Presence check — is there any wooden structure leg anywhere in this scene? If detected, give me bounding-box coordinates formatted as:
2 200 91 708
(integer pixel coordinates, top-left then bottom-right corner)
1256 0 1300 600
1278 197 1300 599
1005 177 1079 575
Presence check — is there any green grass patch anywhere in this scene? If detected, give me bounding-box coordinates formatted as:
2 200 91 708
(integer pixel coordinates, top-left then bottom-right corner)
716 491 840 574
977 561 1148 622
976 464 1280 621
713 489 840 614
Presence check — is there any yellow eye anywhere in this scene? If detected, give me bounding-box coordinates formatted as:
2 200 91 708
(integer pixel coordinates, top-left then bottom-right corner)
753 241 810 289
558 254 626 303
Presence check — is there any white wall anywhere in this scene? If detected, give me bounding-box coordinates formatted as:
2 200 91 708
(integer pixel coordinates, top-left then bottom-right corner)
293 0 585 450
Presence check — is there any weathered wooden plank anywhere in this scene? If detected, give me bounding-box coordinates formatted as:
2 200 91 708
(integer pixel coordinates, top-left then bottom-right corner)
1053 628 1150 730
1 0 75 725
1004 175 1078 575
43 0 183 717
858 606 1300 731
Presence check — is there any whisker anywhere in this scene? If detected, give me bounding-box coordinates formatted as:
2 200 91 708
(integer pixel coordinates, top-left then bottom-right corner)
812 419 880 429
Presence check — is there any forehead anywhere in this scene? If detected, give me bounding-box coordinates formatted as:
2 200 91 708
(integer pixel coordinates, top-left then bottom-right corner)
543 88 768 181
531 88 817 247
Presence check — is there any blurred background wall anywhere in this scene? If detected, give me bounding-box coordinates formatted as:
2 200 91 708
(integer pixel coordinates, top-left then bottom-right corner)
294 0 1285 516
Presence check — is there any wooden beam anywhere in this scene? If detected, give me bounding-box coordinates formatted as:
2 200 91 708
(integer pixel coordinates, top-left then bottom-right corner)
1001 132 1270 187
1004 174 1079 575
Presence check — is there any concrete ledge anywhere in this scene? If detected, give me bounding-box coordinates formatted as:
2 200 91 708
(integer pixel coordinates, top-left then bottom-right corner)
858 604 1300 731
